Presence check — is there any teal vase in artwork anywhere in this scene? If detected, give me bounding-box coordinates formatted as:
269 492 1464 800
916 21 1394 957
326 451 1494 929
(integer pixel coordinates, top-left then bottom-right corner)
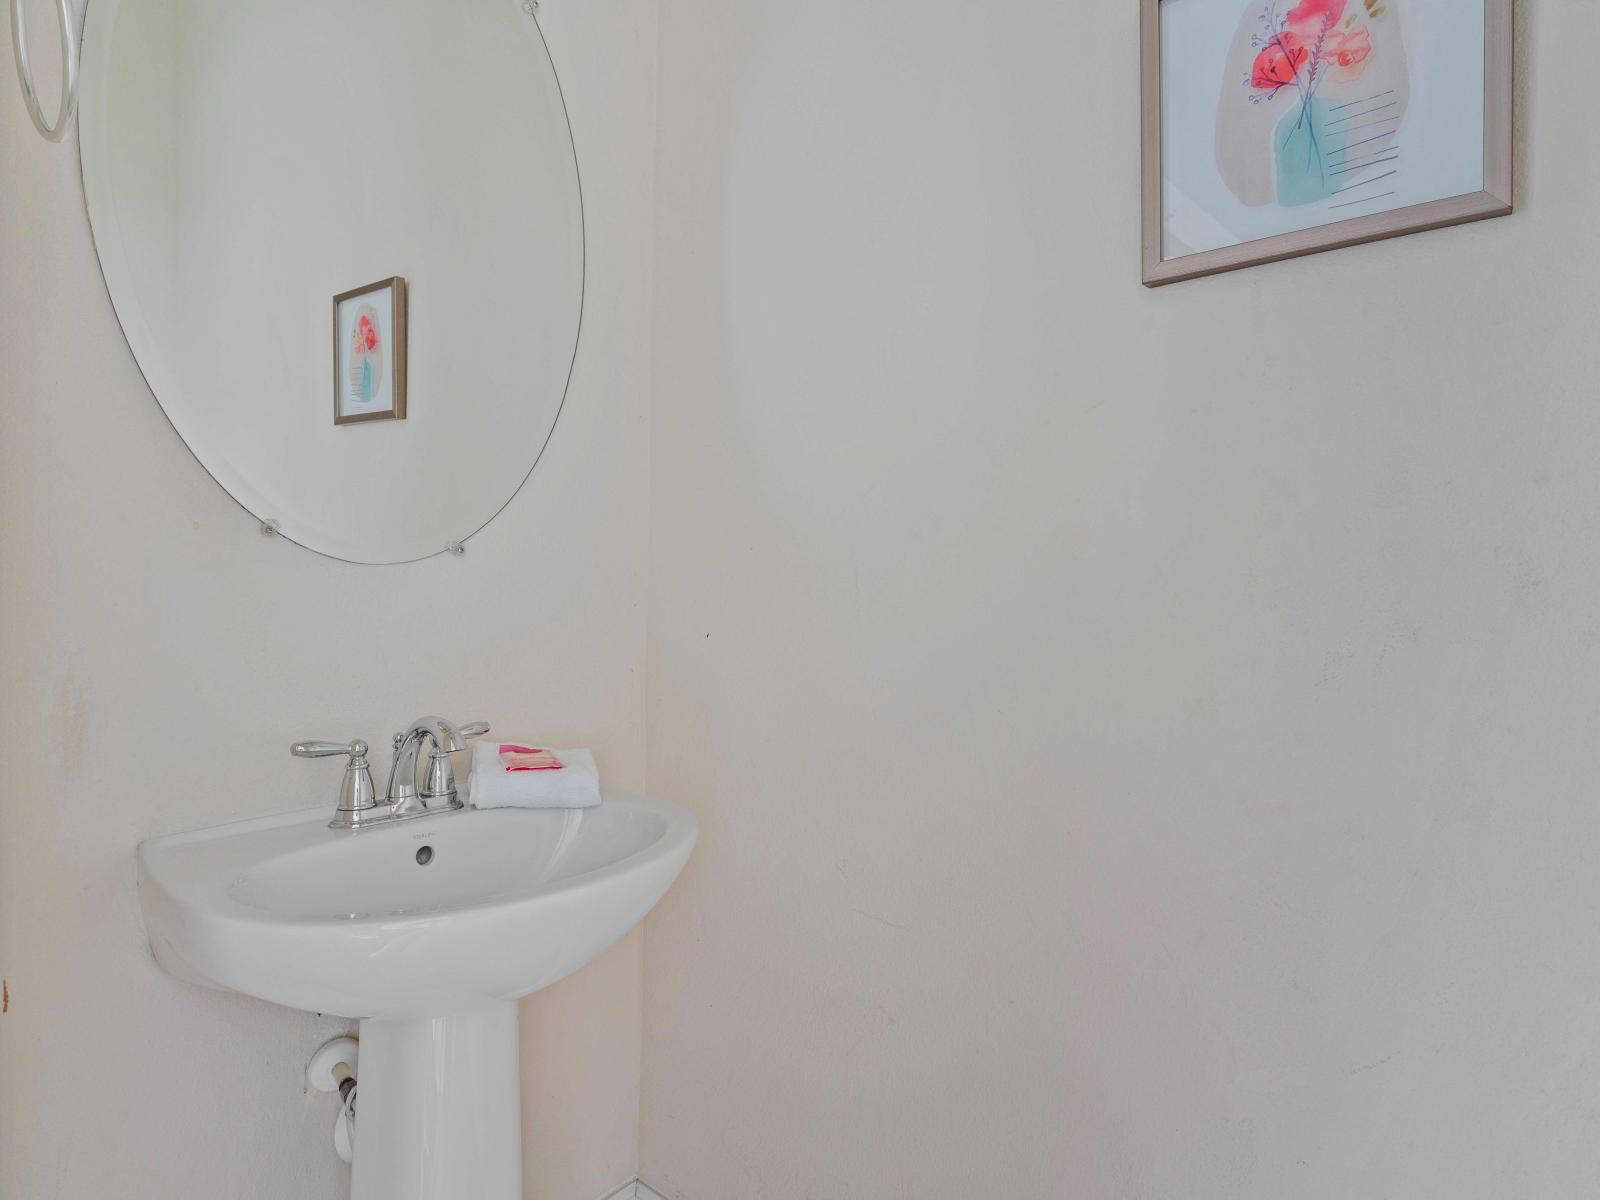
361 358 373 403
1274 96 1349 207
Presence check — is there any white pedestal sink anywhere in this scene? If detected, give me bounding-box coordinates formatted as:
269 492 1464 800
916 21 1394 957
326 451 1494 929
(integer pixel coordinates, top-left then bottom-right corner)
137 792 696 1200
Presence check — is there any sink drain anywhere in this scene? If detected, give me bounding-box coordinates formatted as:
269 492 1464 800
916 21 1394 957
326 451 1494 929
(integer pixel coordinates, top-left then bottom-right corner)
415 846 434 866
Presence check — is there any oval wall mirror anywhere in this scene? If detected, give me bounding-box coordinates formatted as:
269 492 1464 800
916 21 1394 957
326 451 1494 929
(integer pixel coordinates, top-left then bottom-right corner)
79 0 584 564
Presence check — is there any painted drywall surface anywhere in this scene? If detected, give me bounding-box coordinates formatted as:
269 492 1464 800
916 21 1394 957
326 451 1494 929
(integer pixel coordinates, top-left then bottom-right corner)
641 3 1596 1198
0 2 656 1198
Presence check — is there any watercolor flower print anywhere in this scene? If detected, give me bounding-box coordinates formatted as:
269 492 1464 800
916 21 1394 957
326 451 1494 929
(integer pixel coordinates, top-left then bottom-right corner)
349 304 384 404
1217 0 1409 211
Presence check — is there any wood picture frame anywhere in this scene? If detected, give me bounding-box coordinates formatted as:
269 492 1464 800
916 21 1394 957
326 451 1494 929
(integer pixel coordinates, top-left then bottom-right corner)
333 276 408 425
1140 0 1512 287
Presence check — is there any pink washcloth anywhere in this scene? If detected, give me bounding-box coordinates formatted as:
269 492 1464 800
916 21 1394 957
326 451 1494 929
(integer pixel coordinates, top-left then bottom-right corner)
499 745 565 772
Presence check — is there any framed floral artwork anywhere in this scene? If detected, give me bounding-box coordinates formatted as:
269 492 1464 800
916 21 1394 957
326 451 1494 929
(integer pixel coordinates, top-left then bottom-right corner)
333 277 408 424
1141 0 1512 286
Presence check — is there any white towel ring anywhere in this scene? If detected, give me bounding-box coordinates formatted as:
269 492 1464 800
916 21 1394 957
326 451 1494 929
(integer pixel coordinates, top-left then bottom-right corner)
10 0 79 142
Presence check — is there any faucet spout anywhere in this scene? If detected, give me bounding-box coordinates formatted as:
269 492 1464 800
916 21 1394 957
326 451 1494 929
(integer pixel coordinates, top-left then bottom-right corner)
386 716 490 817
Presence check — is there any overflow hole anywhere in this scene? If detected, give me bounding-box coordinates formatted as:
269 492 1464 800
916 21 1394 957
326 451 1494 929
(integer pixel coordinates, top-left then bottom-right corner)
416 846 434 866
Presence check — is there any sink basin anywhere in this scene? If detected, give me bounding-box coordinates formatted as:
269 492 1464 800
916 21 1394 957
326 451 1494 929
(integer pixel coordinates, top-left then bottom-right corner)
140 792 695 1019
137 791 696 1200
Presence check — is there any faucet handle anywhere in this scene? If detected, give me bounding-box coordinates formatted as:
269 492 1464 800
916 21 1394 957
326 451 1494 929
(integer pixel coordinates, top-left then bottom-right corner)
417 721 489 810
293 739 369 759
292 740 380 830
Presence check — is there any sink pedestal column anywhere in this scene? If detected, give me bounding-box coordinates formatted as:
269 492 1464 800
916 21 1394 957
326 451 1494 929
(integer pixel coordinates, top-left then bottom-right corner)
351 1000 523 1200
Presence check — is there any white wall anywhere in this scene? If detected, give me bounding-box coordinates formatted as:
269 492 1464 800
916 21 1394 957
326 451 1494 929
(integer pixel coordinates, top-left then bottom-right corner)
0 1 656 1198
8 2 1590 1197
642 3 1589 1197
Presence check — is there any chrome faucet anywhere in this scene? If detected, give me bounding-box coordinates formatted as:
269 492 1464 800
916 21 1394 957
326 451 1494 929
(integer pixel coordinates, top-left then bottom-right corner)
293 716 490 830
386 716 490 818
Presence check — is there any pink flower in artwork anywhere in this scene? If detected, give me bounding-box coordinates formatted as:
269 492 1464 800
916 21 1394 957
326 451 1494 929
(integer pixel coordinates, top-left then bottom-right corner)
1320 27 1373 81
1285 0 1347 34
1244 0 1380 104
1251 32 1308 91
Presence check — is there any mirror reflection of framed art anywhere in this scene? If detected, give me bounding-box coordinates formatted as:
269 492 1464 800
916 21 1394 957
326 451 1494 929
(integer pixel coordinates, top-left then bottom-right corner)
334 277 407 427
1141 0 1512 286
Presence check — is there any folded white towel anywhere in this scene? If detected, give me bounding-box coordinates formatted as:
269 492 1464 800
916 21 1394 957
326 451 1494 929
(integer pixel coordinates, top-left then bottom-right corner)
469 742 601 810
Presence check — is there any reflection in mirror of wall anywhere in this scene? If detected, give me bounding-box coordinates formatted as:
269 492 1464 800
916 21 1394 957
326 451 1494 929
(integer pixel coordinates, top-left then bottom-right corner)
79 0 584 563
